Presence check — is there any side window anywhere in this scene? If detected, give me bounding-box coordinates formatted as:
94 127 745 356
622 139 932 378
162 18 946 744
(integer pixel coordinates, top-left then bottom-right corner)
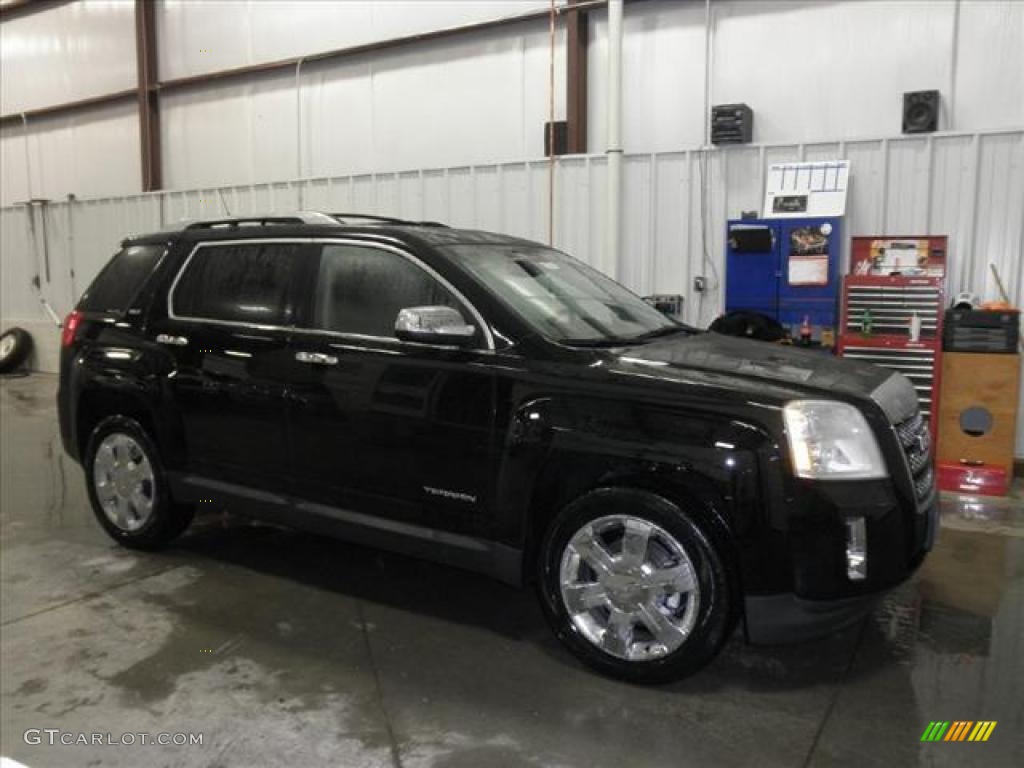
312 244 463 338
79 245 165 313
172 243 298 325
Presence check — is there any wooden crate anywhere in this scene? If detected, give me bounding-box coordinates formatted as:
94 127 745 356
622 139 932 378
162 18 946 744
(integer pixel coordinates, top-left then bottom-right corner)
936 352 1020 476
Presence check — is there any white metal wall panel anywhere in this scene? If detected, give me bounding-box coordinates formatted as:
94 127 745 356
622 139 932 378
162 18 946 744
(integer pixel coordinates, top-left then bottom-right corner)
161 70 299 190
0 102 141 205
2 130 1022 452
587 1 708 153
886 138 931 235
0 0 136 114
156 0 555 80
954 0 1024 131
0 206 35 319
6 1 1023 199
711 0 955 144
162 22 564 189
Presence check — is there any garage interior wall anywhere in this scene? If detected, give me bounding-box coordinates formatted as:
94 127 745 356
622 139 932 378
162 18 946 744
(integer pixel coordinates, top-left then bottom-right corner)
1 0 1022 453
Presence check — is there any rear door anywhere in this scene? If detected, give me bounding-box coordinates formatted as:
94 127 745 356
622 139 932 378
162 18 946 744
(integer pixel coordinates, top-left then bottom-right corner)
287 240 496 538
148 239 308 494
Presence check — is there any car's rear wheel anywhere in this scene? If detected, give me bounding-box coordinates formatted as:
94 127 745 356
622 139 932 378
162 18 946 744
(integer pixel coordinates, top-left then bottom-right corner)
84 416 194 550
537 488 737 683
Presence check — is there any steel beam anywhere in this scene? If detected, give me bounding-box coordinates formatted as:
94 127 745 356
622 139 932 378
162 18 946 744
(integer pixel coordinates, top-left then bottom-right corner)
135 0 161 190
566 0 589 153
0 0 74 21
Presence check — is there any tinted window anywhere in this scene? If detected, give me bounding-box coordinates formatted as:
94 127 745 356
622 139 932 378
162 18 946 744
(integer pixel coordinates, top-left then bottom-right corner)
79 245 165 313
312 244 460 338
173 243 297 325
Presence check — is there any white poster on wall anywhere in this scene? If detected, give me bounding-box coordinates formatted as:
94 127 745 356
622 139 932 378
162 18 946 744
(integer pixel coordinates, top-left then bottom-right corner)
763 160 850 218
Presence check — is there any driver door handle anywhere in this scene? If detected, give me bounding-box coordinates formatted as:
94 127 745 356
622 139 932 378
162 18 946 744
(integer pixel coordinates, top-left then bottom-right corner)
295 351 338 366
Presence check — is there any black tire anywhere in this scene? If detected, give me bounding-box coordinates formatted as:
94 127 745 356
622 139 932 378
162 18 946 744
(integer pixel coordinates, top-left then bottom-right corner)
84 416 194 550
537 487 738 684
0 327 33 373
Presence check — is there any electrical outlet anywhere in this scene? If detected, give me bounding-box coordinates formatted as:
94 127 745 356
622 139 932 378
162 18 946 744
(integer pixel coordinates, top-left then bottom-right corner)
693 276 707 293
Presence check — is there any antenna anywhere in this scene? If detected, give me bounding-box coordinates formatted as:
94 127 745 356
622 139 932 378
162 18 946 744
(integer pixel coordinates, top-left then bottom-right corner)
217 189 232 216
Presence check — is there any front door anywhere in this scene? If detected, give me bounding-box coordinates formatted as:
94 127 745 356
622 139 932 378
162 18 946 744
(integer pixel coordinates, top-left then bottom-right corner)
287 241 496 538
149 239 307 494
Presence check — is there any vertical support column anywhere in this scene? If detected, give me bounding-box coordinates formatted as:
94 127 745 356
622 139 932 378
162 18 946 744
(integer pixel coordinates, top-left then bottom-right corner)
135 0 161 191
604 0 623 278
566 0 589 154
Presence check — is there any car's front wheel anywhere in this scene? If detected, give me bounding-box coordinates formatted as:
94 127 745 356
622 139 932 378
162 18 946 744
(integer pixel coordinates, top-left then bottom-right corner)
537 488 737 683
84 416 194 550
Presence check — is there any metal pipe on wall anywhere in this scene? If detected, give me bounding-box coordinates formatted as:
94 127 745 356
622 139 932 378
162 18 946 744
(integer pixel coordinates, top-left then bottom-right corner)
548 0 556 246
21 113 32 201
605 0 623 277
66 193 77 302
295 57 305 184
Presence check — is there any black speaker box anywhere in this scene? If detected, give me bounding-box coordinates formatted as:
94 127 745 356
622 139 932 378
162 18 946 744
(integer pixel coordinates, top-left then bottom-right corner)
728 226 772 252
711 104 753 145
903 90 940 134
544 121 568 156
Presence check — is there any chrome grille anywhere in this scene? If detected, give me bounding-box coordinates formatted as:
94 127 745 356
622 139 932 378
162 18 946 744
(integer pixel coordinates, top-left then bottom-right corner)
894 411 934 507
914 465 935 501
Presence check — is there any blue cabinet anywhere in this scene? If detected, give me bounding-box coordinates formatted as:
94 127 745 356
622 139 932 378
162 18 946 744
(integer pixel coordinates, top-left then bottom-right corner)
725 216 841 339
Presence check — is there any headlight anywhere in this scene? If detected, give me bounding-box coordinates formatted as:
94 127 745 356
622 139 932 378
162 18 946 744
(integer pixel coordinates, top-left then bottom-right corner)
783 400 887 480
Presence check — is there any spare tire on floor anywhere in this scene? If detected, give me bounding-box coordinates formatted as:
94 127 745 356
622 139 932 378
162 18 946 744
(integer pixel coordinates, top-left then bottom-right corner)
0 327 33 373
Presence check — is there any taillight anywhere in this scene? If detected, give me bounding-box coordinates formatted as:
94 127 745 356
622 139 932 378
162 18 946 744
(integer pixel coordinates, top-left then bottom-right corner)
61 310 83 347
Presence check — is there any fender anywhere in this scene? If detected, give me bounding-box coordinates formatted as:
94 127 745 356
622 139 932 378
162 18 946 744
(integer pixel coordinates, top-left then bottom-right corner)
71 341 188 471
496 393 777 586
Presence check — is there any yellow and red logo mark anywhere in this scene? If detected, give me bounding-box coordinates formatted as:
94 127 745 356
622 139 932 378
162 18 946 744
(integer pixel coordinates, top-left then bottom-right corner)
921 721 997 742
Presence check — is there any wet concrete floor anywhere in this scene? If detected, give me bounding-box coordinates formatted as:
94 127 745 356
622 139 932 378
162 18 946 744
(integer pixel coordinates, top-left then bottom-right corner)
1 373 1021 767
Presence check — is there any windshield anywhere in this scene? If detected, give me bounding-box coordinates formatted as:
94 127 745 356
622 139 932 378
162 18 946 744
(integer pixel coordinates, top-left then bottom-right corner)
447 244 682 345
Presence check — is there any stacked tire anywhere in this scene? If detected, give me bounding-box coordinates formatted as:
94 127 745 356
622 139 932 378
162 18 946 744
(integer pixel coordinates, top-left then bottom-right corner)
0 328 32 373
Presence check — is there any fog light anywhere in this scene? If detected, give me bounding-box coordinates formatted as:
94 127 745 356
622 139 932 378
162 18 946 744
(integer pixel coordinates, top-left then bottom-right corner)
845 517 867 581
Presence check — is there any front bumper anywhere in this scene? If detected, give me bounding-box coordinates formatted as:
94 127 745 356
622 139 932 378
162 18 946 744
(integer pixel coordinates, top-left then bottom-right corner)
744 592 878 644
744 493 938 644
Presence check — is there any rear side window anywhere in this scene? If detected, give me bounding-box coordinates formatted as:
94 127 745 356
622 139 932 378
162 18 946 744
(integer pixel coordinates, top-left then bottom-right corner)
172 242 298 326
311 244 459 338
79 245 165 313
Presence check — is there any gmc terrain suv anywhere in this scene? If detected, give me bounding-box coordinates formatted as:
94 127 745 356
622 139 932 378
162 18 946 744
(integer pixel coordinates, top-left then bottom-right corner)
58 212 936 682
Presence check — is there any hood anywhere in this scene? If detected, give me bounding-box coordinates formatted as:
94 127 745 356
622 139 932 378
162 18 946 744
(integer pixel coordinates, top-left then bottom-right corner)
605 332 918 424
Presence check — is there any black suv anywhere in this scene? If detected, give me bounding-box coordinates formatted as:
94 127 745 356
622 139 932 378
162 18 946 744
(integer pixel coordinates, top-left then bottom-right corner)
57 212 936 682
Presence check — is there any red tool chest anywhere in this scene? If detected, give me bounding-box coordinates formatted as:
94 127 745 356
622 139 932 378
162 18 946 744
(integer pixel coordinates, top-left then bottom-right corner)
837 237 948 439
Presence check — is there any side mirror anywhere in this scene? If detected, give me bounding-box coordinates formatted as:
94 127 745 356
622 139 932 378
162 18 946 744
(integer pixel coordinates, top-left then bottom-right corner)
394 306 477 347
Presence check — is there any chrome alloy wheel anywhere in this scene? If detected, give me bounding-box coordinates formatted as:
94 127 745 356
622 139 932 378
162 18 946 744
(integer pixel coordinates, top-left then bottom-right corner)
92 433 156 532
0 334 15 360
559 514 700 661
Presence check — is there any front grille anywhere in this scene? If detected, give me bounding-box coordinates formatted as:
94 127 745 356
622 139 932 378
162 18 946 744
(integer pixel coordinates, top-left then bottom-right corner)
894 411 934 507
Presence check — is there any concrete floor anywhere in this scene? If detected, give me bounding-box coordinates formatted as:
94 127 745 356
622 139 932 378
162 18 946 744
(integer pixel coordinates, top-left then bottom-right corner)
1 373 1021 768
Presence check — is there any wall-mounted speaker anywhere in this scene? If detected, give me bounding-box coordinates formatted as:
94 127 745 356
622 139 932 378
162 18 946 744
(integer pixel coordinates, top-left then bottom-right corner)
902 90 940 134
544 121 568 156
711 103 753 145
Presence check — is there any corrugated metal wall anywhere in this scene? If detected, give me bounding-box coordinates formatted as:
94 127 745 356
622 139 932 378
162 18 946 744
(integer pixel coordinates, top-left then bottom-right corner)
4 1 1023 203
2 128 1022 450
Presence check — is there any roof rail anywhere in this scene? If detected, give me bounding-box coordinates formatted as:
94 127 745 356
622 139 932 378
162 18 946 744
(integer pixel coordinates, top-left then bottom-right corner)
181 211 449 230
329 212 449 227
183 211 338 230
328 212 407 224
